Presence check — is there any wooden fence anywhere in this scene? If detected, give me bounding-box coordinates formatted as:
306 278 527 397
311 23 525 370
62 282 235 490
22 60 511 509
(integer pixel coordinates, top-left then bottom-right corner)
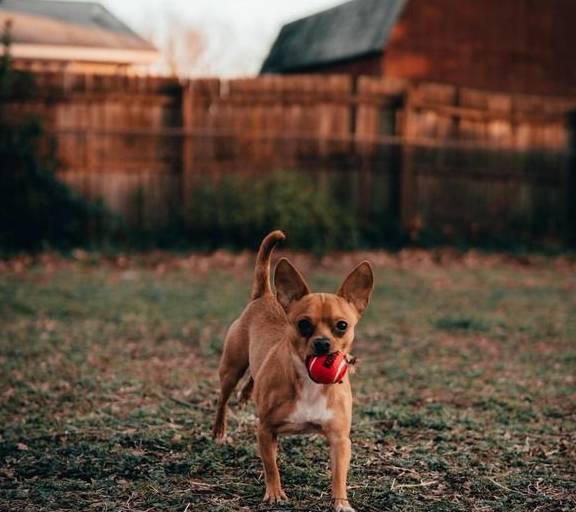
5 71 576 245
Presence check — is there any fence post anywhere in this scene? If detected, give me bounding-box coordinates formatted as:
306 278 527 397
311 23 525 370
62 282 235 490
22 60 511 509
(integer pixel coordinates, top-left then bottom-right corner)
182 80 194 176
398 87 418 238
567 110 576 247
181 80 194 218
349 75 358 155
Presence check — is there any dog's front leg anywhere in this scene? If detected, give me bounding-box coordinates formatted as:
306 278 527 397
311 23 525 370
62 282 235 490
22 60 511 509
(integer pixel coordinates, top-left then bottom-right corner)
328 433 355 512
257 425 287 503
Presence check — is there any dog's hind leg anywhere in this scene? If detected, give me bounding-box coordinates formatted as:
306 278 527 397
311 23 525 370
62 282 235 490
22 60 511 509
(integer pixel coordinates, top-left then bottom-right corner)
212 320 248 443
237 376 254 407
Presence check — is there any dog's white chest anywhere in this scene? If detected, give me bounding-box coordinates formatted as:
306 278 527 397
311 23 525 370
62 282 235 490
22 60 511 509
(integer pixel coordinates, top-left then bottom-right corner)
287 356 333 427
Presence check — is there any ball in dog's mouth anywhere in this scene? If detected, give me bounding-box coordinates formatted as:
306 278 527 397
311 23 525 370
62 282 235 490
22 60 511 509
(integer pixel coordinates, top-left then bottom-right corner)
305 351 348 384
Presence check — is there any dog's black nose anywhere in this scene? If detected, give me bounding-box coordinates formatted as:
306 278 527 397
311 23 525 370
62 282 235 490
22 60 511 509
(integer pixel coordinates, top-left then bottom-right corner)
313 337 331 355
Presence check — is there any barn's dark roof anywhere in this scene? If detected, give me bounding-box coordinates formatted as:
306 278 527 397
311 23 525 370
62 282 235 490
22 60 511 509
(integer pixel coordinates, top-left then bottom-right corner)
0 0 154 49
261 0 408 74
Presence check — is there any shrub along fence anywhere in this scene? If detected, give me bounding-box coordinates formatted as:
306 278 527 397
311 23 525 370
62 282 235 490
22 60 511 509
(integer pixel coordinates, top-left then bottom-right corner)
3 71 576 249
0 55 108 252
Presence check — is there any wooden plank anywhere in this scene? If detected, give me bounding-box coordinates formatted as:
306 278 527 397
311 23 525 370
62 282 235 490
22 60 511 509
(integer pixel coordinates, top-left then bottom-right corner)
567 111 576 246
399 88 419 234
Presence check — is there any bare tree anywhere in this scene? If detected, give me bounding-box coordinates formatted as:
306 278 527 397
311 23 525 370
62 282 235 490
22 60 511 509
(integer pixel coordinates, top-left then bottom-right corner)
162 10 207 77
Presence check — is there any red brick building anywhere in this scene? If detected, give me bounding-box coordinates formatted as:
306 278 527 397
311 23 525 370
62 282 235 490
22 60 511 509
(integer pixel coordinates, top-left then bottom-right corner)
261 0 576 96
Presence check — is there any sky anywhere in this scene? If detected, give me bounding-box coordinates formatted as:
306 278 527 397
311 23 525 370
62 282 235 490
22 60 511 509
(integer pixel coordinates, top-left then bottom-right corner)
99 0 344 77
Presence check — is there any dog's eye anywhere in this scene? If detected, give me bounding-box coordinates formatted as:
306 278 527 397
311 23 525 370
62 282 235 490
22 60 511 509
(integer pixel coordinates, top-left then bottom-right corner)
297 319 314 337
335 321 348 333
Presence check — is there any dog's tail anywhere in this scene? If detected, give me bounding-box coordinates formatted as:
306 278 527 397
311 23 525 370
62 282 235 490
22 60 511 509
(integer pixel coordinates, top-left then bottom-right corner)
251 230 286 300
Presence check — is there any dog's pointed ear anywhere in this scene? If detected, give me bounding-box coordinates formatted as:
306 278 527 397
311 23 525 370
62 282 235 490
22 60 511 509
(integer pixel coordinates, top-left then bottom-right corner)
337 261 374 316
274 258 310 310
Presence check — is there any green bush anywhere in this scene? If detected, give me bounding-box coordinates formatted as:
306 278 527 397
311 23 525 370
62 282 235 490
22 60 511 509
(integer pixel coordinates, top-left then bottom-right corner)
0 25 108 252
0 118 108 251
183 171 360 251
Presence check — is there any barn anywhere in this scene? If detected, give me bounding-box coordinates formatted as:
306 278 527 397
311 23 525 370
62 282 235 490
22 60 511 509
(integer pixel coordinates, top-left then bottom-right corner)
261 0 576 97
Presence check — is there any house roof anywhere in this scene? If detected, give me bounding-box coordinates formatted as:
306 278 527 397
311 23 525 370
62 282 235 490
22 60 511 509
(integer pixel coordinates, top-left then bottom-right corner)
261 0 408 74
0 0 155 51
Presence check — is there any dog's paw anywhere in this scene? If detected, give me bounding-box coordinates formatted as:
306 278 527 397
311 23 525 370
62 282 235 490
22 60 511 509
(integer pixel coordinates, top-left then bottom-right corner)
263 488 288 504
211 424 227 445
333 499 355 512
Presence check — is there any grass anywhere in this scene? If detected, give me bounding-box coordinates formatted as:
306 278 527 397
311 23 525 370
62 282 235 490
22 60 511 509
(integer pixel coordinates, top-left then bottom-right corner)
0 250 575 511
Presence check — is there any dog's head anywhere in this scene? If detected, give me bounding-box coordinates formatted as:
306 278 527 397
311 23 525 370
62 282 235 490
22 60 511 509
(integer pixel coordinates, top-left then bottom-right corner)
274 258 374 362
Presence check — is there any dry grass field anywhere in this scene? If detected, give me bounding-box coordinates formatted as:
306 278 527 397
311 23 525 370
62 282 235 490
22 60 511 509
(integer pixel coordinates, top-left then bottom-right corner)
1 249 575 511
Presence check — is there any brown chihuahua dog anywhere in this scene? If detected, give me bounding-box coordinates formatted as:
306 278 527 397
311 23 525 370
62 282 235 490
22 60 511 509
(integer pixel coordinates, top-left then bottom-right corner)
212 231 374 512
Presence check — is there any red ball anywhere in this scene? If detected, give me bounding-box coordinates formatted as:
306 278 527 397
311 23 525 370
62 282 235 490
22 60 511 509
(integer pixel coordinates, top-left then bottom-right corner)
306 352 348 384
